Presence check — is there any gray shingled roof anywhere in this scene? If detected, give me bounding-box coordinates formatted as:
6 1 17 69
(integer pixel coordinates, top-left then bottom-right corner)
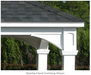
1 1 84 22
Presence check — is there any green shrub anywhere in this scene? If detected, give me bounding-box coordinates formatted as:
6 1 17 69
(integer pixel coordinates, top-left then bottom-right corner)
1 63 37 70
76 66 89 70
48 65 62 70
24 64 37 70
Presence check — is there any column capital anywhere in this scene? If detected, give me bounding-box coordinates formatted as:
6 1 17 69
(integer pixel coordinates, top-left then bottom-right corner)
62 50 78 56
37 49 50 54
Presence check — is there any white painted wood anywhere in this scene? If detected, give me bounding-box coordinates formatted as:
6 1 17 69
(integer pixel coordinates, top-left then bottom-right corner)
37 40 50 71
1 22 84 27
62 28 77 51
37 49 50 71
62 56 75 71
62 50 78 56
62 28 78 71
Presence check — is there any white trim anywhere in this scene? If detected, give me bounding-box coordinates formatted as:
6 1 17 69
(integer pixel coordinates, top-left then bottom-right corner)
1 27 63 32
1 32 31 35
1 22 84 27
62 50 78 56
1 32 62 35
37 49 50 54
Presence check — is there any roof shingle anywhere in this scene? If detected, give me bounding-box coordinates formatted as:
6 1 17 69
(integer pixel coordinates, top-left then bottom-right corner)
1 1 84 22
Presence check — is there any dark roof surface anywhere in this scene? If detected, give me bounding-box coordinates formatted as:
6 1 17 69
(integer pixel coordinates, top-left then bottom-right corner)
1 1 84 22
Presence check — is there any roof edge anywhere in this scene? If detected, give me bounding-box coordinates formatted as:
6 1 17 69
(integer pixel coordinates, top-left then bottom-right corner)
1 22 85 28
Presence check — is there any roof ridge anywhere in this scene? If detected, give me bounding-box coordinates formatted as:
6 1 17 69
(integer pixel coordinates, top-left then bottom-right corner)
25 1 84 22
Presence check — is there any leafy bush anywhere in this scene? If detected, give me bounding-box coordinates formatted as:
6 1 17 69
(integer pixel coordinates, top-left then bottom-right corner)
76 66 89 70
2 63 89 70
1 63 37 70
48 65 62 70
24 64 37 70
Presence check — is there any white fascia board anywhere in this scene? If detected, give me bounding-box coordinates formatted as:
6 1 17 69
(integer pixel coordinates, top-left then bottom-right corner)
1 0 88 1
1 32 32 35
1 32 62 35
1 22 84 28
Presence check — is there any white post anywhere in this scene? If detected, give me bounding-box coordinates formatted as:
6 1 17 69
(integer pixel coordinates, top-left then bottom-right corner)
37 49 50 71
62 28 78 71
62 51 78 71
37 39 50 71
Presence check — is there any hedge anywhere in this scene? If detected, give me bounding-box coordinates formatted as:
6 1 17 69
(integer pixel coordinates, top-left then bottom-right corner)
1 63 37 70
1 63 89 70
76 66 89 70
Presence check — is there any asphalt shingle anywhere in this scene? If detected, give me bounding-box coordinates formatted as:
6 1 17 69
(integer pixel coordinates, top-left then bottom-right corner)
1 1 84 22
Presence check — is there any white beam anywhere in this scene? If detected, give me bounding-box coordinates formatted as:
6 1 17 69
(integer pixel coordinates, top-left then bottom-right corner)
1 22 84 27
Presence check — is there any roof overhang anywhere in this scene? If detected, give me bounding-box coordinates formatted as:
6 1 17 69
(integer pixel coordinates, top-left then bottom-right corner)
1 22 84 28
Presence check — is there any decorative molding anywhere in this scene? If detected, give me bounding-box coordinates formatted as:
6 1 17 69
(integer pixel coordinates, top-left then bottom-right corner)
62 50 78 56
68 33 74 45
37 49 50 54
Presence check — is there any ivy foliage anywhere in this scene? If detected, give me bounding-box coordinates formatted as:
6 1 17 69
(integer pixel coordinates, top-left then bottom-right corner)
1 37 37 65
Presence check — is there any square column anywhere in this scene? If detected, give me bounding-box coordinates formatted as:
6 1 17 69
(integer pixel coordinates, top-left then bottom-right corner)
37 49 50 71
62 51 78 71
62 28 78 71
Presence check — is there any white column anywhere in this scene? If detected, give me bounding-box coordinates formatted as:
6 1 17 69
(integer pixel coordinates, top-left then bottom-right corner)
62 28 78 71
62 51 78 71
37 39 50 71
37 49 50 71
